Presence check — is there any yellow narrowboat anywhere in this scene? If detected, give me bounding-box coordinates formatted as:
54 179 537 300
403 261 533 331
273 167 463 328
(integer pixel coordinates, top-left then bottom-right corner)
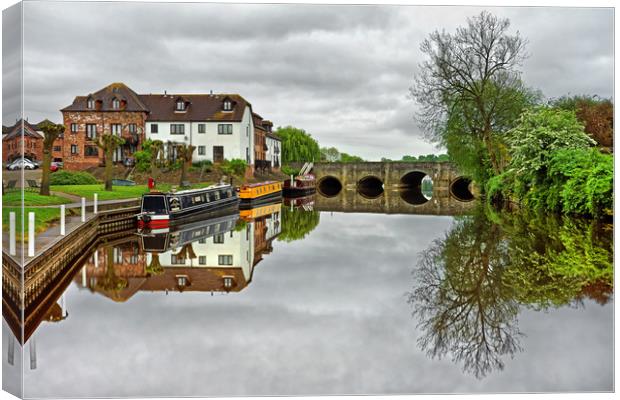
238 181 283 208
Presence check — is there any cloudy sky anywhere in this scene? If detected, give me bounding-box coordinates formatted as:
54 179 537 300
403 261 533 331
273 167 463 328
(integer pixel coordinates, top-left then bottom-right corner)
2 2 614 160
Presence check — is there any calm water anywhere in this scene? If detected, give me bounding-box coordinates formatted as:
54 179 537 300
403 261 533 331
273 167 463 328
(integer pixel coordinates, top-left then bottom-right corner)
3 194 614 397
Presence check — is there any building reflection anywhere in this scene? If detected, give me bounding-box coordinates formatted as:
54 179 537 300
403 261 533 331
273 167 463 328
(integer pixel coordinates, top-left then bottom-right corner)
74 204 282 301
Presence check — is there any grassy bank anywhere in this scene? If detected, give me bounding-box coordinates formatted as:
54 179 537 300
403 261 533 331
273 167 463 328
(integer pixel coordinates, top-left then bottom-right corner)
51 182 214 201
1 207 77 239
3 192 72 206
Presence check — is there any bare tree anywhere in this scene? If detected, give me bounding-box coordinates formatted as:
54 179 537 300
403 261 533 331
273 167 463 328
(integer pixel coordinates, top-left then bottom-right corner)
38 121 65 196
96 134 125 191
411 11 529 175
177 143 196 187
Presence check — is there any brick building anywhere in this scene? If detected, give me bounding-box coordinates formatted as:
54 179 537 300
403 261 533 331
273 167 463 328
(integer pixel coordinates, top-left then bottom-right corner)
1 119 49 163
60 82 147 170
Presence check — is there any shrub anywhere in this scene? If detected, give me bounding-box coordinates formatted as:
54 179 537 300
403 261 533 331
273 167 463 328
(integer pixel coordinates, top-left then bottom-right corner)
50 171 99 185
220 159 247 177
192 160 213 171
281 165 300 176
134 150 152 172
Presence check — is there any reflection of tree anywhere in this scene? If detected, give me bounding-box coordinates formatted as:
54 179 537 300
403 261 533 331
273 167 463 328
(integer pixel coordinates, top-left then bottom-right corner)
95 245 129 292
409 206 613 378
176 243 197 260
278 206 320 242
145 253 164 276
408 210 522 378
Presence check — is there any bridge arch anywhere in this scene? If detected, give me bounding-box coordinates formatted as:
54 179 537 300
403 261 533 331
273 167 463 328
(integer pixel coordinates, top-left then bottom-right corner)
357 175 384 199
450 177 475 202
399 170 433 205
317 176 343 197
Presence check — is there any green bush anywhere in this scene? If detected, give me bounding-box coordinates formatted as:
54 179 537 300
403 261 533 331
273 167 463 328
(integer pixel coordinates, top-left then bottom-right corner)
50 171 99 185
281 165 300 176
134 149 152 172
221 159 247 177
192 160 213 171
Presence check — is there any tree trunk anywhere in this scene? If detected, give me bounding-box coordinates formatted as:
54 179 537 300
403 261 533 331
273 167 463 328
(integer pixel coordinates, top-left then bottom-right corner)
482 132 501 175
39 150 52 196
105 146 113 191
179 159 188 187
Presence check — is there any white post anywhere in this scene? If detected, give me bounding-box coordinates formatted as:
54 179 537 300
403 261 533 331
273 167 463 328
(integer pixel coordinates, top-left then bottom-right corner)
28 212 35 257
81 266 87 287
9 212 15 256
93 193 98 214
94 249 99 268
81 197 86 222
60 205 66 235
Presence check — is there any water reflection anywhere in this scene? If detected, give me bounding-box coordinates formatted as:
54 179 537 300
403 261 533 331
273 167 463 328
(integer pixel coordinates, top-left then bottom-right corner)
408 206 613 378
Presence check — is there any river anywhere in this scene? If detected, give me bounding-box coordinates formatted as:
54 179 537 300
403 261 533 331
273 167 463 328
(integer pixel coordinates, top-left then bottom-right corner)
2 191 613 397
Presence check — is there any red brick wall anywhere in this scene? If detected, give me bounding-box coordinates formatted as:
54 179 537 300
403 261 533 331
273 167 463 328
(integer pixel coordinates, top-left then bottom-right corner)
2 136 43 163
61 111 147 170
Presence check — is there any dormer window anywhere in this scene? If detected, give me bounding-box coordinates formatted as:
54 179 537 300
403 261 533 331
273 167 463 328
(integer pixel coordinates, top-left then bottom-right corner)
223 100 232 111
112 98 120 110
223 276 233 289
87 98 95 109
175 100 186 111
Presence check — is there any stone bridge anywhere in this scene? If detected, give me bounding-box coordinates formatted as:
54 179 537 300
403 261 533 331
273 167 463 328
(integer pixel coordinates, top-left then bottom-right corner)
304 161 475 202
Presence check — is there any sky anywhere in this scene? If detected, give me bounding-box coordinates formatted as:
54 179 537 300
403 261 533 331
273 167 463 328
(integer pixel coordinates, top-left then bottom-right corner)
2 2 614 160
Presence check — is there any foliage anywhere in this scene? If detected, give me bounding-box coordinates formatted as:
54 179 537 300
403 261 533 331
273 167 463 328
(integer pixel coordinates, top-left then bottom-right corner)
411 11 534 177
134 149 152 172
96 134 126 191
192 160 213 170
177 144 196 186
281 165 300 176
401 154 450 162
275 126 321 163
339 152 364 163
278 206 320 242
320 147 340 162
552 95 613 148
49 170 99 185
220 159 248 177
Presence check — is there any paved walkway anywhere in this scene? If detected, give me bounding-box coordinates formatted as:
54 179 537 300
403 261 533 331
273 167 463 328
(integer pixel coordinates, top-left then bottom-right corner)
3 197 139 264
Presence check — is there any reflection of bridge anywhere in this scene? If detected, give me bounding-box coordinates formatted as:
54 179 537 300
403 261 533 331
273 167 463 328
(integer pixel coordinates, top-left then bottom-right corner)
308 162 474 201
314 188 476 215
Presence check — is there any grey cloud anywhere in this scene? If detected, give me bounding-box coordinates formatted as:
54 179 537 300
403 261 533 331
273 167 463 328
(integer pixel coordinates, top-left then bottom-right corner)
7 2 614 160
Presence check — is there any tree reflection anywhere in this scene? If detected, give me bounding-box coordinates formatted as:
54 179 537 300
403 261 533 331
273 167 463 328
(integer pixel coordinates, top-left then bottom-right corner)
95 245 129 293
278 205 320 242
409 206 613 378
409 209 521 378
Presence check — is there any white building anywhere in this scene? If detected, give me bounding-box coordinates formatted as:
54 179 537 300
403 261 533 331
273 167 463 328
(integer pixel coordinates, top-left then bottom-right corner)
140 94 255 167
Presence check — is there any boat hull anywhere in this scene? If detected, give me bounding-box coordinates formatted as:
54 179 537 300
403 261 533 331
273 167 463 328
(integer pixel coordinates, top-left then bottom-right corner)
283 187 316 197
239 191 282 209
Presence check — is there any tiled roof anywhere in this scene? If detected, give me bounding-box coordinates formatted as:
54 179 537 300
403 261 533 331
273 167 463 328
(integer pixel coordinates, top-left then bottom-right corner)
3 119 43 140
61 82 149 112
140 93 250 122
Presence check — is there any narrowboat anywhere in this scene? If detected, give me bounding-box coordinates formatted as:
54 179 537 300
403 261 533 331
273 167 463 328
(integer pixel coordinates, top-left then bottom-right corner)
238 181 282 208
137 183 239 229
283 174 316 196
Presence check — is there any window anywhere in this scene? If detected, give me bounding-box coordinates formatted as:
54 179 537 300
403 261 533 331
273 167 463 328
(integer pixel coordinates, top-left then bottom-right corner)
198 238 206 244
223 100 232 111
86 124 97 139
71 144 78 154
223 276 233 288
170 124 185 135
246 126 249 137
218 255 233 266
71 123 78 133
85 144 100 158
110 124 122 136
175 100 185 111
85 146 98 157
198 146 205 155
199 256 207 265
150 124 158 134
246 148 250 163
112 98 120 109
171 254 185 265
87 98 95 109
198 124 206 133
213 234 224 244
128 124 137 133
217 124 232 135
53 146 61 152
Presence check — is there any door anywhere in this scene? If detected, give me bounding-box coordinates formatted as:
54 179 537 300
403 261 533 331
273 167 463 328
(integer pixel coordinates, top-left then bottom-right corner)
213 146 224 163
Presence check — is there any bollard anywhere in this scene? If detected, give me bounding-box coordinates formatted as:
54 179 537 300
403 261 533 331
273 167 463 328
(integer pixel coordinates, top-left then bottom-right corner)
60 205 66 235
94 193 98 214
81 197 86 222
28 212 35 257
9 212 16 256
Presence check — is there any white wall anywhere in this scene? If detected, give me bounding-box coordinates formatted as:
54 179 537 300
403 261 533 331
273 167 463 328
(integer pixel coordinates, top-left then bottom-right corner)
265 136 281 167
145 105 254 165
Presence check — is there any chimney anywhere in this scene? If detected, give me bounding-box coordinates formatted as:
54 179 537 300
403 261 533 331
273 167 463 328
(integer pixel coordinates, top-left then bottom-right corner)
164 90 167 96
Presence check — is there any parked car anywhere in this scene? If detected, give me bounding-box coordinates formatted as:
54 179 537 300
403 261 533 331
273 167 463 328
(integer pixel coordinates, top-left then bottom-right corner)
7 158 37 170
50 163 59 172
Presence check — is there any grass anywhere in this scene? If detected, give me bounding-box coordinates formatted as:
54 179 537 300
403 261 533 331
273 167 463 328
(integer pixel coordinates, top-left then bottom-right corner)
2 207 76 240
51 182 213 201
2 191 72 206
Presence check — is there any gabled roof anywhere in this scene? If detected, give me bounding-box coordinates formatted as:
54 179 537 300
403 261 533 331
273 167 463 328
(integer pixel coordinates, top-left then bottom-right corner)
3 119 44 140
252 113 267 132
61 82 149 112
140 93 251 122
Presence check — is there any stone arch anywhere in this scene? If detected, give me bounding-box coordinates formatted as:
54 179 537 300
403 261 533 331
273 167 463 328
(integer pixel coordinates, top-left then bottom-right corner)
450 177 475 202
317 176 343 197
357 175 384 199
